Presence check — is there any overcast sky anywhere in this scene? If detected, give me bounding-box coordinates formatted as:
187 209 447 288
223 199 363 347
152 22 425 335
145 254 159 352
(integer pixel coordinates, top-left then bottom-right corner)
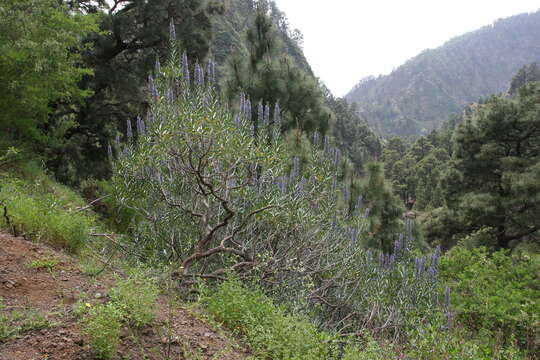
273 1 540 97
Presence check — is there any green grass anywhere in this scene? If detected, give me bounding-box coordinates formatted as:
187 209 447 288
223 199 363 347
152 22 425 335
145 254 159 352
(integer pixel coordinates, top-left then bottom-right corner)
0 162 97 252
204 278 342 360
0 301 52 342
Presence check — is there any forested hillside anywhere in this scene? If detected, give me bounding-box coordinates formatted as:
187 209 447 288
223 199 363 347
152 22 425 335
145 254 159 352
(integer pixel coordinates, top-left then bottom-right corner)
346 10 540 136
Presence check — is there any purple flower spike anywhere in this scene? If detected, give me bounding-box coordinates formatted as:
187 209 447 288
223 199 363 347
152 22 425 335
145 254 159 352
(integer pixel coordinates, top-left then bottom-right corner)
227 177 237 189
393 238 402 256
182 52 190 84
334 148 341 166
264 103 270 126
234 113 241 129
312 132 320 147
207 59 215 83
166 87 174 104
366 249 373 263
115 134 120 146
245 98 252 121
296 177 307 195
239 94 245 115
323 135 331 153
350 227 359 242
278 177 288 195
169 18 176 41
148 75 158 99
355 195 363 215
126 119 133 140
273 103 281 127
290 157 300 182
155 58 161 74
343 185 350 204
136 116 146 137
107 144 113 159
364 207 370 218
446 310 453 329
194 63 204 86
257 102 264 124
415 256 426 278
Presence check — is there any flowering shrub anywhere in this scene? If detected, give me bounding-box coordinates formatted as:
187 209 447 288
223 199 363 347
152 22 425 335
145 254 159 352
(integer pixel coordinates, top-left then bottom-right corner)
111 28 449 341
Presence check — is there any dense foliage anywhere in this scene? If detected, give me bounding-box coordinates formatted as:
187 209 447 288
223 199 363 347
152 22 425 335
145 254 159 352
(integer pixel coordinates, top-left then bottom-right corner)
440 247 540 355
0 0 97 142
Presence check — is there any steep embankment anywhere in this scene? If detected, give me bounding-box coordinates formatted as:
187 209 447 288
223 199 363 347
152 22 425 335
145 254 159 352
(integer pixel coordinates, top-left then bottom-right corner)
0 232 249 360
346 9 540 136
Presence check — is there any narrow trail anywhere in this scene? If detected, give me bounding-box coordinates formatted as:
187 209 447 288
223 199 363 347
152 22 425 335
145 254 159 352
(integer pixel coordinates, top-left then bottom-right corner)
0 233 248 360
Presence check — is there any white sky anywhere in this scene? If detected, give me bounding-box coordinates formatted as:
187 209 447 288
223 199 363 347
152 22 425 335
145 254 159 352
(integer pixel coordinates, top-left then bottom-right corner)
273 1 540 97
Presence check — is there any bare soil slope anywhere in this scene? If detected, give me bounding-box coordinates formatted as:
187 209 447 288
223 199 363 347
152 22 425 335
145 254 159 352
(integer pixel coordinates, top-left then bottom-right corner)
0 233 248 360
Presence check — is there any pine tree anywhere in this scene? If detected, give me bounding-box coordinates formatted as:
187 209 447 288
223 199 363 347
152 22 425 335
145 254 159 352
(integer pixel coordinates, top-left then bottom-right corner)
222 6 331 134
437 83 540 249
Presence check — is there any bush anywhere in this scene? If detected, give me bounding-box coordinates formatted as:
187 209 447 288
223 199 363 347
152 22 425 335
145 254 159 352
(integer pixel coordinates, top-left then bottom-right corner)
206 278 338 360
109 270 159 327
342 336 393 360
82 303 123 360
406 320 526 360
440 246 540 356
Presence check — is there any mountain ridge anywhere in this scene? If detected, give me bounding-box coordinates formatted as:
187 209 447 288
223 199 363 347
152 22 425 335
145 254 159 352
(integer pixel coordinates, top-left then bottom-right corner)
345 9 540 136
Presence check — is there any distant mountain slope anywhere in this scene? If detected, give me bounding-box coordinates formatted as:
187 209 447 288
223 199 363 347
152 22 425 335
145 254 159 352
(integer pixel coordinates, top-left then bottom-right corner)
345 10 540 136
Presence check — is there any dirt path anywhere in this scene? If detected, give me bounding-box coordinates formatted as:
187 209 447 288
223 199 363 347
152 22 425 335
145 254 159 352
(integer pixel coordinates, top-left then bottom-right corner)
0 233 249 360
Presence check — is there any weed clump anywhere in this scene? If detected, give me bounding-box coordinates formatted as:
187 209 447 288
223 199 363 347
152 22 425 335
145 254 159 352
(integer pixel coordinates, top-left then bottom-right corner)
79 270 159 357
29 254 60 271
109 270 159 327
82 303 123 360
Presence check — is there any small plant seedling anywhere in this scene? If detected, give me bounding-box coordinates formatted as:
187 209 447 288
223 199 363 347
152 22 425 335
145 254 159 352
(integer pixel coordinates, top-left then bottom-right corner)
0 305 52 342
29 254 60 272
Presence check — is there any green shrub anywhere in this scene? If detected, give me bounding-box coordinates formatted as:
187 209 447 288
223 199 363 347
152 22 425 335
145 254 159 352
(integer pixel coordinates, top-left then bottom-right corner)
440 246 540 356
342 336 393 360
406 321 526 360
205 278 338 360
0 176 95 252
82 303 123 360
109 270 159 327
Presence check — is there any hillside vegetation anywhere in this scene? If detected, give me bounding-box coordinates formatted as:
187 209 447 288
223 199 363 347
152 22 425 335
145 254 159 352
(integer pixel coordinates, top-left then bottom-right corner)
1 0 539 359
346 10 540 136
